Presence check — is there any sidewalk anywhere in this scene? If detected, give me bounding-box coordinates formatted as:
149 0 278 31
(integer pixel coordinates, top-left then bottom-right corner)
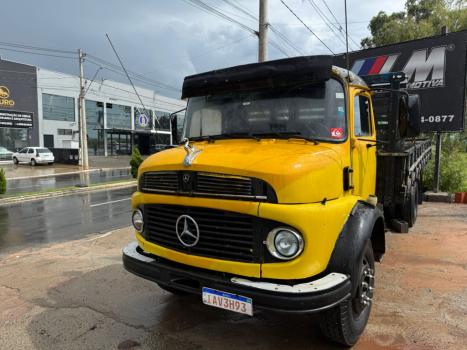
2 156 132 180
0 156 135 200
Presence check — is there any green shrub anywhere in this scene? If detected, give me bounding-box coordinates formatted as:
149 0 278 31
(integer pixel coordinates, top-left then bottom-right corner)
422 144 467 193
0 168 6 195
130 147 143 179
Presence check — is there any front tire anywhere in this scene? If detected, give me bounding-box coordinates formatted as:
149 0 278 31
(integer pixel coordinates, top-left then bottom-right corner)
319 240 375 346
13 157 18 165
31 159 37 166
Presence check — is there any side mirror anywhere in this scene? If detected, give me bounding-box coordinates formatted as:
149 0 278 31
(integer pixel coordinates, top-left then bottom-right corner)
398 93 421 138
407 94 421 137
170 115 178 145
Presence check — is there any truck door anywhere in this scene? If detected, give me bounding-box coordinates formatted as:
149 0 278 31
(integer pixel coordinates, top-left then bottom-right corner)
351 92 377 199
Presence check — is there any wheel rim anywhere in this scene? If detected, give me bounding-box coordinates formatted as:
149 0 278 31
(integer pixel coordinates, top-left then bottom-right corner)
352 257 374 317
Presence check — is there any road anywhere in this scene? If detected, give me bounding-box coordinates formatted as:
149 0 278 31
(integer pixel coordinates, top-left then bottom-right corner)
0 202 465 349
5 168 132 195
0 187 135 253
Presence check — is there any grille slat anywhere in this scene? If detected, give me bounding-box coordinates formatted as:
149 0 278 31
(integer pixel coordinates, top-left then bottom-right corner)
139 171 276 202
144 204 258 262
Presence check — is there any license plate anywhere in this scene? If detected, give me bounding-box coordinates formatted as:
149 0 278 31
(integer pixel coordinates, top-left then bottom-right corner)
202 287 253 316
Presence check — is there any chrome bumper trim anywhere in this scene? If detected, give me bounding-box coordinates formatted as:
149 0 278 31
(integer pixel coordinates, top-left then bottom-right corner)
231 273 349 294
123 241 349 295
123 242 155 263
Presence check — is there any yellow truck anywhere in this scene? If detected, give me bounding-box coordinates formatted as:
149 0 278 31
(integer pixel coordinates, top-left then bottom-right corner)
123 55 430 346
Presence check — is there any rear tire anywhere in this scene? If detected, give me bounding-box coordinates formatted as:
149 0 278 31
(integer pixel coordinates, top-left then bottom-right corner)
31 159 37 166
48 162 54 165
402 184 417 228
156 283 188 296
320 240 375 347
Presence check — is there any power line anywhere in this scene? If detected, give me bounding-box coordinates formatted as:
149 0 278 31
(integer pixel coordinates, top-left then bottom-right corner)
181 0 257 35
0 46 76 60
0 41 75 54
86 55 181 92
220 0 257 21
219 0 303 56
269 25 305 55
319 0 360 49
142 34 255 75
279 0 335 54
269 41 291 57
305 0 348 49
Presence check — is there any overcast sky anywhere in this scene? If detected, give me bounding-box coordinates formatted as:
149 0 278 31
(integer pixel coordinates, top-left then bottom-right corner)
1 0 406 98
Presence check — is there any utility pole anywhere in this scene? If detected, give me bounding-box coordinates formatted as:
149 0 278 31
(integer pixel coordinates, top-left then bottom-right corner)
433 26 449 192
78 49 89 169
258 0 268 62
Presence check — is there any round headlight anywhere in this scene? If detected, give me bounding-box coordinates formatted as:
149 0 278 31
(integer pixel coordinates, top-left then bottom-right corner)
132 209 144 232
266 227 304 260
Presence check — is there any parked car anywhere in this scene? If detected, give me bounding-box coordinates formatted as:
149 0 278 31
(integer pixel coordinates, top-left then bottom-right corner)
12 147 54 165
0 147 13 160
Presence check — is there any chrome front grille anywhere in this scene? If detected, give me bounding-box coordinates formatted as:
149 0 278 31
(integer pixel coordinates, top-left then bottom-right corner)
140 172 178 193
196 173 253 196
144 205 259 262
139 171 277 202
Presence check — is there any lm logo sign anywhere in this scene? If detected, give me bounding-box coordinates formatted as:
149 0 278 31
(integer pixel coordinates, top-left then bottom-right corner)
351 46 447 89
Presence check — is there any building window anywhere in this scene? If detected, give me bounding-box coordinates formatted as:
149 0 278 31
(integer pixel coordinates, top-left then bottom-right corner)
106 103 131 130
57 128 73 136
0 129 28 152
107 132 131 156
85 100 104 156
155 110 171 130
42 94 75 121
43 134 54 148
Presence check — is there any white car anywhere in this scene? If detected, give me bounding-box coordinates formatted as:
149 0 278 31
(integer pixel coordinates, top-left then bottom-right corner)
12 147 55 166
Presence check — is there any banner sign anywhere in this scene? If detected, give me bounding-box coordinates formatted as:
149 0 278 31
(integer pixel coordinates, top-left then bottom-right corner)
334 30 467 132
0 109 34 128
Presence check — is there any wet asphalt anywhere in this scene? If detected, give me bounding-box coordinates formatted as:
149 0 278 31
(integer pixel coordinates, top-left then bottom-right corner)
0 187 135 253
6 168 132 195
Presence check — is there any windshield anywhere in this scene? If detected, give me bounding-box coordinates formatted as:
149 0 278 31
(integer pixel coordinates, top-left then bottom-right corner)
183 78 346 142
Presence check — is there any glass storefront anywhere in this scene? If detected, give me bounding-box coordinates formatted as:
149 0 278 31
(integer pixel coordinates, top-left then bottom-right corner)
106 103 131 129
42 94 75 121
0 128 28 156
85 100 104 156
107 132 131 156
155 110 171 130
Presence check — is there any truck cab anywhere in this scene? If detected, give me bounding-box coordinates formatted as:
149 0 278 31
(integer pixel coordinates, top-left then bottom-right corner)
123 55 397 346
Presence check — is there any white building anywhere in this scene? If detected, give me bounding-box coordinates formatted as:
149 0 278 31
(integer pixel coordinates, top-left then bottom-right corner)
0 58 186 159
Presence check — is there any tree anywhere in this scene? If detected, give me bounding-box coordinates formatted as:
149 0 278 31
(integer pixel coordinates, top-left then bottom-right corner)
130 147 143 179
361 0 467 48
0 168 6 195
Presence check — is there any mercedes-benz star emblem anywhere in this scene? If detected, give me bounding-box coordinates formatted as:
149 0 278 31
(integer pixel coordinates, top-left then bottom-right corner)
182 173 191 183
175 215 200 247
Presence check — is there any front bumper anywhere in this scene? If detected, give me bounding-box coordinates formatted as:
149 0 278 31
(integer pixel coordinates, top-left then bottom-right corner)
123 242 351 313
36 158 54 163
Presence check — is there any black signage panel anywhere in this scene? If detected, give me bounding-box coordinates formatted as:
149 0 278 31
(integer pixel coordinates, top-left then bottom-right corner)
0 59 39 143
334 30 467 132
0 109 34 128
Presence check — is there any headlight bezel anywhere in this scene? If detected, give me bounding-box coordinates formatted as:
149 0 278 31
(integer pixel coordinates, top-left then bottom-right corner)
132 209 144 232
266 227 304 260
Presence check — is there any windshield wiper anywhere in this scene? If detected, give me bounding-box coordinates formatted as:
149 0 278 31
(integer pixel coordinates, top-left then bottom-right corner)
252 132 319 145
